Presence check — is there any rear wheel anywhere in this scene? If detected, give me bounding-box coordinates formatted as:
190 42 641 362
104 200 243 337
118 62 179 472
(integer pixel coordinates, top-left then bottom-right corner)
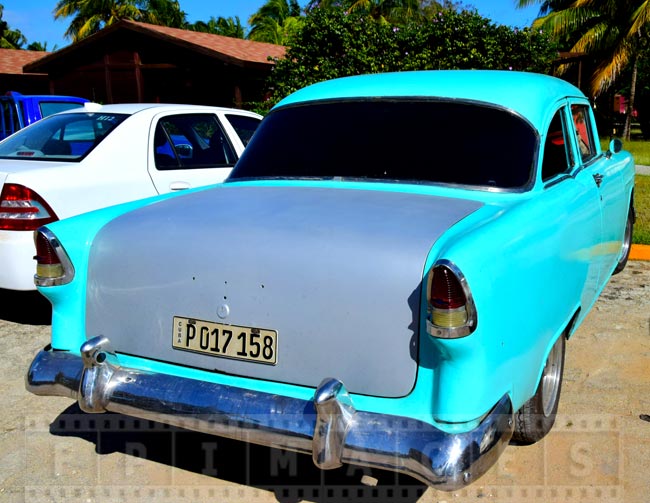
512 334 565 445
613 207 634 275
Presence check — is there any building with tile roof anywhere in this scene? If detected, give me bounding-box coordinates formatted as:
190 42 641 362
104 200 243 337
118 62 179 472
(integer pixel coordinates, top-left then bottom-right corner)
0 49 50 94
7 19 285 108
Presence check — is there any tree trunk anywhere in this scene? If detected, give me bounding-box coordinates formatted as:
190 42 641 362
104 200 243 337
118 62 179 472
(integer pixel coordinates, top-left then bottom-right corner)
623 57 638 141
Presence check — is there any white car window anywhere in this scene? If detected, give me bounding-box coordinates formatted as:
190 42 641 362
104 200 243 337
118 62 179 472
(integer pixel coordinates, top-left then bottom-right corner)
154 114 237 171
225 114 262 146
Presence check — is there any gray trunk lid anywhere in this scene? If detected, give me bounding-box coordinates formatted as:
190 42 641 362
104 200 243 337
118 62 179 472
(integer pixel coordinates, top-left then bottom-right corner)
86 184 482 397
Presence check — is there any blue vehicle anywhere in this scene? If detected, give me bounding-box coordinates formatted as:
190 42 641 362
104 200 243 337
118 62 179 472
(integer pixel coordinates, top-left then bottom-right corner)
0 91 88 140
26 71 635 490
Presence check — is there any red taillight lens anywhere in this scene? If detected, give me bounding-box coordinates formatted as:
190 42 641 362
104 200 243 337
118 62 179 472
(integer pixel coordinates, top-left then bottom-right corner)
430 266 467 309
33 228 74 286
0 183 58 231
35 230 61 266
426 262 477 339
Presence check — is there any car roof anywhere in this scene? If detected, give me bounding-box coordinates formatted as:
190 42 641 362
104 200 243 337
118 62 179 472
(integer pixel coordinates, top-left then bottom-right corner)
274 70 586 134
59 102 261 117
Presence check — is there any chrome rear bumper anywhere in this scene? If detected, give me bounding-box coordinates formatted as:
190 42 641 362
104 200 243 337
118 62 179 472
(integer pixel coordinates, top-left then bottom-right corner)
26 336 513 490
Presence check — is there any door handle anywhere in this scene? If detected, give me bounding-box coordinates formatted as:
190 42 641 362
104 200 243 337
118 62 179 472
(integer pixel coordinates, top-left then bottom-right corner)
593 173 603 187
169 181 191 191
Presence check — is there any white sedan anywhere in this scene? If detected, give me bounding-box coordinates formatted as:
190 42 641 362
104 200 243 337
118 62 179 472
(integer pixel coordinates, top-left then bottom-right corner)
0 103 261 290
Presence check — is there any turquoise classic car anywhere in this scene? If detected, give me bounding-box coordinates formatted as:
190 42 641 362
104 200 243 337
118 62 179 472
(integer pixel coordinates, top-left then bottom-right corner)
26 71 635 490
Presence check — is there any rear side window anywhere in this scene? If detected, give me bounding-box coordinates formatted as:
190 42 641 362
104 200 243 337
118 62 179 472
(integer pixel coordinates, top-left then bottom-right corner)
225 114 261 146
153 114 237 171
571 104 597 163
0 112 127 160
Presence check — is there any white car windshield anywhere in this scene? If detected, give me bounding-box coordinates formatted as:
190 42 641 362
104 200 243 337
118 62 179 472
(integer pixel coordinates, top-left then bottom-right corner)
0 112 128 161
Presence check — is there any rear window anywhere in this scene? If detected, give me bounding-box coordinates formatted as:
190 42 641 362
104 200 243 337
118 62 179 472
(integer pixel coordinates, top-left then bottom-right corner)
0 112 127 161
229 100 537 190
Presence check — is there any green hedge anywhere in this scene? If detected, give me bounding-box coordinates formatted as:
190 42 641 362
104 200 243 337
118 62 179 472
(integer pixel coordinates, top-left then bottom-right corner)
264 7 557 110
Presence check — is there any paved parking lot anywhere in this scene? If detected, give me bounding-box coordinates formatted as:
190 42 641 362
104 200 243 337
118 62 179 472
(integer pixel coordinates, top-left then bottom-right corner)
1 261 649 502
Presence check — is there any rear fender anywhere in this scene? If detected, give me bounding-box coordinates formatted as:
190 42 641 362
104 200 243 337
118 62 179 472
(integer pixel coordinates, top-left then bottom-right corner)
41 189 208 351
421 191 593 420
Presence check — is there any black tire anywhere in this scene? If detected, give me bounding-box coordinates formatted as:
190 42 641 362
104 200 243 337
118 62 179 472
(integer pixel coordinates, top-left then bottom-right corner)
613 207 634 275
512 334 566 445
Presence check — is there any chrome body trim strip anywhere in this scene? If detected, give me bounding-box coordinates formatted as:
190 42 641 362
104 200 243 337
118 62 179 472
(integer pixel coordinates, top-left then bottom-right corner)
26 336 514 490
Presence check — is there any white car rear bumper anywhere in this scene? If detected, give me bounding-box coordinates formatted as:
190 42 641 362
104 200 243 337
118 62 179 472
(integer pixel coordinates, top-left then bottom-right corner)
0 230 37 290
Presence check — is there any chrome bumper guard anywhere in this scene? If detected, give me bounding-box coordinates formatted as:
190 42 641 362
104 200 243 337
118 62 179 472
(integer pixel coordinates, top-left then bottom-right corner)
26 336 513 490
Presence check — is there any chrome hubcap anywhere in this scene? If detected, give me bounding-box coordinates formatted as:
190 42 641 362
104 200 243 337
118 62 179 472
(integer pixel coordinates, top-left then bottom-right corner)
541 338 563 417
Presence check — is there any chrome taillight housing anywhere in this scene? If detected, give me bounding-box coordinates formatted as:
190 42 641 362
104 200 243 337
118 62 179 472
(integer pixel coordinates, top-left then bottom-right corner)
426 260 477 339
34 227 75 287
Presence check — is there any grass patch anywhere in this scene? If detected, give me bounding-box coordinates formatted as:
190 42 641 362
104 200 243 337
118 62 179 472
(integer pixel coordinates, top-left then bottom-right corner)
634 174 650 245
598 138 650 244
600 138 650 165
622 140 650 166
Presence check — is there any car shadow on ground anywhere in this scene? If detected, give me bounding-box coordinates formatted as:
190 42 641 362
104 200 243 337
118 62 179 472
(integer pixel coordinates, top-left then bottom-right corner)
50 404 428 503
0 288 51 325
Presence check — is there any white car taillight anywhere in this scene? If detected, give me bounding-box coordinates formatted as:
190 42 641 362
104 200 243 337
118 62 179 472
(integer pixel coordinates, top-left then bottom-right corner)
0 183 58 231
34 228 74 287
426 260 477 339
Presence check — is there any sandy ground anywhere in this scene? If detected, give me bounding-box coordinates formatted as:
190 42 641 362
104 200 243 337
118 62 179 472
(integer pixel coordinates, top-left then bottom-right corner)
0 261 649 503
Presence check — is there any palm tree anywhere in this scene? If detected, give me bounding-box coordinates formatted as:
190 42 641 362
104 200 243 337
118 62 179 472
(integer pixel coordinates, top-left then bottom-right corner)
190 16 245 39
27 41 56 51
517 0 573 15
55 0 140 41
145 0 186 27
0 28 25 49
0 4 26 48
307 0 429 24
248 0 303 44
248 16 302 44
349 0 424 24
54 0 186 42
517 0 650 139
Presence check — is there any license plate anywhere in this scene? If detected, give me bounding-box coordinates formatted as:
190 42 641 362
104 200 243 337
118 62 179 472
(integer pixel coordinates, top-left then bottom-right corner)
172 316 277 365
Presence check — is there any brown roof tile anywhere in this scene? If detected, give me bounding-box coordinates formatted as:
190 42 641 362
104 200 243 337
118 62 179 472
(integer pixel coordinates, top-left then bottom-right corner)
0 48 49 74
24 20 286 73
127 20 285 66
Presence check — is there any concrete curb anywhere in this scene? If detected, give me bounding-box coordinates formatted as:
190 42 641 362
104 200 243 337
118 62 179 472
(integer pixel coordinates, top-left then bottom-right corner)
631 244 650 261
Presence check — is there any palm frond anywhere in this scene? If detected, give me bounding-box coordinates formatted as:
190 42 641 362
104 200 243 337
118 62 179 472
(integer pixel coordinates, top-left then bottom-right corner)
591 40 633 95
629 0 650 36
